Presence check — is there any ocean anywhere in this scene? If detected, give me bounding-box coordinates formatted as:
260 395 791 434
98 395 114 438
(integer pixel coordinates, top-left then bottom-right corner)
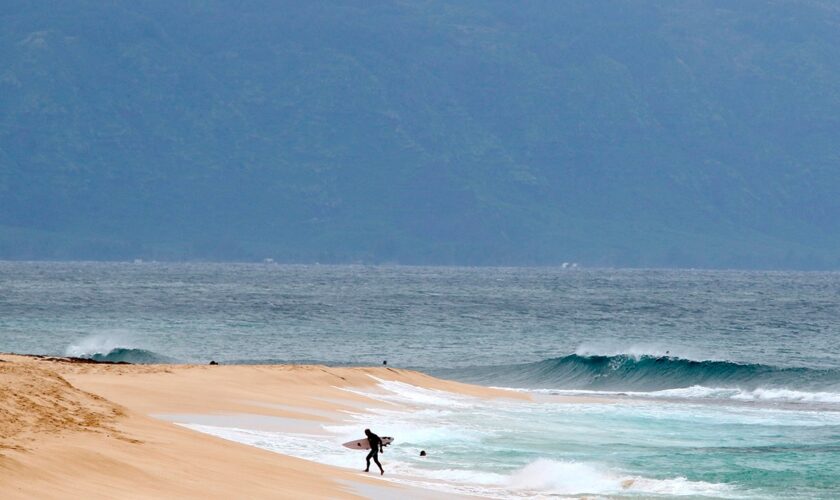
2 262 839 498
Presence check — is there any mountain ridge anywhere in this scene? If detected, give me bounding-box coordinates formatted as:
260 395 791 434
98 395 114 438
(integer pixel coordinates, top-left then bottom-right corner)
2 1 839 268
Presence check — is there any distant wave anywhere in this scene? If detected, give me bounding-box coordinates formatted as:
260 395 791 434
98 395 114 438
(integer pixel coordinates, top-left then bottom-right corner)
440 354 840 395
84 347 177 364
65 332 176 364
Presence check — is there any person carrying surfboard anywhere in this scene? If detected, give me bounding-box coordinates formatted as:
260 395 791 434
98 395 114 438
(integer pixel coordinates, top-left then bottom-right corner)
363 428 385 475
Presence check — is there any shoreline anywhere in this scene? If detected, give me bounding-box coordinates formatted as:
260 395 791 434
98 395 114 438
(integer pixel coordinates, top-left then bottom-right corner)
3 353 838 497
0 353 525 499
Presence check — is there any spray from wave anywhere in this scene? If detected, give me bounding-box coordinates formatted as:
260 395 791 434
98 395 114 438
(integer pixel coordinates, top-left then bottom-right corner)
65 332 177 364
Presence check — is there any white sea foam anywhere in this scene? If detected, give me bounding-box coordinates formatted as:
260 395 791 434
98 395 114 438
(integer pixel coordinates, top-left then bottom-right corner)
508 459 615 493
731 387 840 404
341 377 476 408
527 385 840 405
181 421 736 498
181 423 735 498
639 385 840 404
622 473 735 496
507 459 733 497
176 379 746 499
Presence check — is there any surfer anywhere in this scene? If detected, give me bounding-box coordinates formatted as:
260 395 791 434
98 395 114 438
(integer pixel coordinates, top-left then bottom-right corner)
363 428 385 475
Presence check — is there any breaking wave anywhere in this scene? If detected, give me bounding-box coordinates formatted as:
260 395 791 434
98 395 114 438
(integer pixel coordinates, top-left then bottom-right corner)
83 347 176 364
65 332 176 364
442 353 840 397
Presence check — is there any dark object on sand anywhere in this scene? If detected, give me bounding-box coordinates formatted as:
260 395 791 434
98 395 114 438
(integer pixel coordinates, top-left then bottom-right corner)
209 360 219 365
32 354 131 365
420 450 426 457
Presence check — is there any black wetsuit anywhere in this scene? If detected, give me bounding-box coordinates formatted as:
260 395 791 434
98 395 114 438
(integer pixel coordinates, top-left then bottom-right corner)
365 433 384 473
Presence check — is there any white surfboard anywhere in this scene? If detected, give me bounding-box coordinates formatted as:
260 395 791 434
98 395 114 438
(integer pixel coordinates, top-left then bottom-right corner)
342 436 394 450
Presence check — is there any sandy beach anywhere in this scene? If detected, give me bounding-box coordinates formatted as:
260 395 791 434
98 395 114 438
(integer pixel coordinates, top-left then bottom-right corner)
0 354 523 499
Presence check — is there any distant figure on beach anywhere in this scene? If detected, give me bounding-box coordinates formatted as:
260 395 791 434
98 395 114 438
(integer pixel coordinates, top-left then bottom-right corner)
383 360 387 365
420 450 426 457
364 428 385 475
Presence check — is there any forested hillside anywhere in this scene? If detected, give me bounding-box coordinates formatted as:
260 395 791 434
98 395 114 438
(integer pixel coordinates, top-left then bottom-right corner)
2 1 839 268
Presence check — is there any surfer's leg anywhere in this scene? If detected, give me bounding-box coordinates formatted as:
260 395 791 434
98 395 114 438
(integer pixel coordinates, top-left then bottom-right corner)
372 452 384 474
365 450 373 472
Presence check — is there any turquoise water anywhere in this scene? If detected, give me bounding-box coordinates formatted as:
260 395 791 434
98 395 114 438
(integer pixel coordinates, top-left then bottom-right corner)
183 379 840 498
358 382 840 498
2 262 839 497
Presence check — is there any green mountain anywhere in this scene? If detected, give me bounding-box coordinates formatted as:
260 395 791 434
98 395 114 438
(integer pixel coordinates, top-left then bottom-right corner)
2 1 839 268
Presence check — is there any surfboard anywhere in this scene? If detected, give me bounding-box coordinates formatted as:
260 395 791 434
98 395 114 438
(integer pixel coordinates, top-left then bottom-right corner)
342 436 394 450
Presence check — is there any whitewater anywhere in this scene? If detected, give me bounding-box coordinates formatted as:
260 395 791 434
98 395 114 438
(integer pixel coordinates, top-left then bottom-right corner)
2 262 839 497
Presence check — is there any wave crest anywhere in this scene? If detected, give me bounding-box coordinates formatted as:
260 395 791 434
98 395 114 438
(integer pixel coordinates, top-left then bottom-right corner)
444 354 840 394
